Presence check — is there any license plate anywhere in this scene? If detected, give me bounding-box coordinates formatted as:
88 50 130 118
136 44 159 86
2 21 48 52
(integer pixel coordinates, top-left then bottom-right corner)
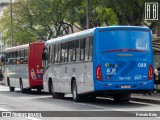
121 85 131 88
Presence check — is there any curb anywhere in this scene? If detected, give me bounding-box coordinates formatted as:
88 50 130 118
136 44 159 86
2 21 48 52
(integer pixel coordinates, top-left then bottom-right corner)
131 96 160 104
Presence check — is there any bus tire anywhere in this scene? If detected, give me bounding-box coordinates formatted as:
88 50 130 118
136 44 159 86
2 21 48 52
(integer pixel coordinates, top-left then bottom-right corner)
7 77 10 86
51 82 64 99
53 93 64 99
37 88 41 92
9 87 15 91
20 80 25 93
113 93 131 102
48 79 52 94
8 78 15 91
72 80 81 102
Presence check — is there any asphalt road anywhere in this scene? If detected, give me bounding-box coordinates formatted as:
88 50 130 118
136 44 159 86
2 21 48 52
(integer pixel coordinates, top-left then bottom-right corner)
0 85 160 120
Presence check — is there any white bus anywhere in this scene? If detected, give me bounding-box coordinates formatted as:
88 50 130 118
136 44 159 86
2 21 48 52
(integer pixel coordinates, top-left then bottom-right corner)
42 26 154 102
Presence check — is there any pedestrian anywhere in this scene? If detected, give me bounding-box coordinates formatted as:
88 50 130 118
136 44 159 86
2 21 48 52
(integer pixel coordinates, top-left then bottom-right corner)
154 67 160 93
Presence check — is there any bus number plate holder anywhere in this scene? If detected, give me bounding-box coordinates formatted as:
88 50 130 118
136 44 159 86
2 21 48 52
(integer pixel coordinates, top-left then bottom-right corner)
121 85 131 88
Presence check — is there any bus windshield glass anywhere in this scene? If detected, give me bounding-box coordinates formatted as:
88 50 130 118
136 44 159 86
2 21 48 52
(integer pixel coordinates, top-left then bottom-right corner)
98 30 150 52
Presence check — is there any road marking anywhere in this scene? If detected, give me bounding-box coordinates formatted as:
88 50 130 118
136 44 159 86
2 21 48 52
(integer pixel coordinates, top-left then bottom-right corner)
0 108 9 111
25 117 41 120
0 107 41 120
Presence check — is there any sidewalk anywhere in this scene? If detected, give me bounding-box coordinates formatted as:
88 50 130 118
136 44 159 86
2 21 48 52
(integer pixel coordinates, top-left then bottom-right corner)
131 92 160 104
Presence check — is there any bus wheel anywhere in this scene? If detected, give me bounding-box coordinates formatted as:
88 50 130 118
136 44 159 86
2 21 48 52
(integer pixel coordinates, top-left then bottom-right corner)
26 88 31 93
72 80 81 102
7 78 10 86
20 81 25 93
48 80 52 94
51 82 64 99
9 87 15 91
113 93 131 102
37 88 41 92
8 78 15 91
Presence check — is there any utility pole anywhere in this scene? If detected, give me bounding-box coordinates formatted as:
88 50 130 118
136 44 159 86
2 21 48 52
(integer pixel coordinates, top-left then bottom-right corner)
10 0 13 47
86 0 89 29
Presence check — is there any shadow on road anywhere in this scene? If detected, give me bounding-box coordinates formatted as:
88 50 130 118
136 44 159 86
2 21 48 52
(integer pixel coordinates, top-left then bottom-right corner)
34 95 151 109
0 90 152 110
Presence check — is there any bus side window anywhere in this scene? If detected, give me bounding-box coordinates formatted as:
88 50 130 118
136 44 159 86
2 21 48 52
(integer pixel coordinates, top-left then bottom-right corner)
20 50 25 64
49 46 52 64
72 41 76 61
54 44 58 63
64 42 68 62
8 52 12 65
61 43 65 63
5 53 7 65
85 37 90 61
80 38 85 60
17 51 20 64
89 36 93 61
58 43 61 63
52 45 55 64
24 49 28 64
84 36 93 61
76 40 80 61
68 41 73 62
12 51 17 65
60 43 68 63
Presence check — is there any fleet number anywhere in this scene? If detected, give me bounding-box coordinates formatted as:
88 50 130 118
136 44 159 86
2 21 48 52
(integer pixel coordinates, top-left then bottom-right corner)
138 63 146 67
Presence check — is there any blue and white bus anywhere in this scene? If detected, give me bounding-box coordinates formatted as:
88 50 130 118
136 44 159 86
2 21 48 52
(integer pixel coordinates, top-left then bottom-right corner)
42 26 154 102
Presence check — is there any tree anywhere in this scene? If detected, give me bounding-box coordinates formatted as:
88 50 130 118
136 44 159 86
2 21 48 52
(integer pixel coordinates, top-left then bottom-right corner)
99 0 160 30
1 0 157 45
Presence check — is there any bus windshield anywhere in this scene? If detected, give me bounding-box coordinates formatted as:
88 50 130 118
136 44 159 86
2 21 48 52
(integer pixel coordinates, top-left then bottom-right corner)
98 30 150 52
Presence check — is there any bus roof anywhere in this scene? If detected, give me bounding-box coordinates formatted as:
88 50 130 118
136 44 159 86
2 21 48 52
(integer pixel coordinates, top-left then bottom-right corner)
45 26 150 47
45 28 96 47
4 44 29 52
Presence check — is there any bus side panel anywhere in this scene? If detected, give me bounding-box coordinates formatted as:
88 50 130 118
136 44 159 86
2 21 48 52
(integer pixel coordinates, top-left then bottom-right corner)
5 65 16 87
5 64 29 89
51 62 94 94
43 61 94 94
15 64 29 88
28 43 44 88
76 62 94 94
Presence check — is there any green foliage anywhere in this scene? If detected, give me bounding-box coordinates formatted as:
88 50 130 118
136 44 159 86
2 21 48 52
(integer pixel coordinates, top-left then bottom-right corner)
96 7 118 25
100 0 160 28
0 0 159 45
